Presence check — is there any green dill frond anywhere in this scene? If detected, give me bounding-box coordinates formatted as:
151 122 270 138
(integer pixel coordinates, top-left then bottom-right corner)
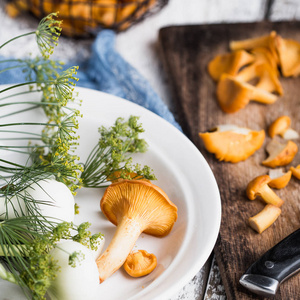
35 12 62 59
0 218 103 299
80 116 156 188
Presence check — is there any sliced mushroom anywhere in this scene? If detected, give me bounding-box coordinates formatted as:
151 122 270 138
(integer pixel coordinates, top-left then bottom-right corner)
96 180 177 282
275 35 300 77
199 125 265 163
246 175 284 207
290 165 300 180
262 139 298 168
123 250 157 277
268 169 292 189
217 74 278 113
248 204 281 234
208 50 254 81
268 116 299 139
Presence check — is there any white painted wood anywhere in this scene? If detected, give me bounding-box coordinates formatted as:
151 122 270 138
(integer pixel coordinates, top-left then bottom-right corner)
269 0 300 21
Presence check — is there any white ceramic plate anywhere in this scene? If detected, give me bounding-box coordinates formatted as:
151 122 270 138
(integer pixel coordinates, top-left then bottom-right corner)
0 86 221 300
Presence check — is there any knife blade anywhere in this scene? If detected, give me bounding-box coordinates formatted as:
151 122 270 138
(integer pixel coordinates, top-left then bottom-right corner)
239 228 300 297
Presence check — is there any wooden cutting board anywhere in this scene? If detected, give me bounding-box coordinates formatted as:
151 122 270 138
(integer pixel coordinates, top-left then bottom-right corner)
158 22 300 300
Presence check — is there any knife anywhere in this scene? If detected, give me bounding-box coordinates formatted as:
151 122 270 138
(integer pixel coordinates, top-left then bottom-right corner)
239 228 300 297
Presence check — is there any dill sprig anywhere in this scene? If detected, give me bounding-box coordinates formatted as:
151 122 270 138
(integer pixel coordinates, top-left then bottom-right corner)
0 11 154 300
80 116 156 188
0 12 62 59
0 218 103 300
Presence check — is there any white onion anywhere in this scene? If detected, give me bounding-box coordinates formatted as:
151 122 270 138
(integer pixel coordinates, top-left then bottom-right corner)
48 240 100 300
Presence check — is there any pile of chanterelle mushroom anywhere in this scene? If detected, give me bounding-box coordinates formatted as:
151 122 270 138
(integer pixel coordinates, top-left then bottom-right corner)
199 31 300 234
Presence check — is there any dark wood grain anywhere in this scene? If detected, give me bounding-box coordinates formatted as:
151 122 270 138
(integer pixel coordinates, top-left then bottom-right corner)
159 22 300 300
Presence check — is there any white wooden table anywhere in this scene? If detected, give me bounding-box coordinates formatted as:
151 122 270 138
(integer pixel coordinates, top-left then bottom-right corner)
0 0 299 299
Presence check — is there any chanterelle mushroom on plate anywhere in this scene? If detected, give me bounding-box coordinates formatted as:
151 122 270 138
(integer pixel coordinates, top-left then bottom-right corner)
96 180 177 283
123 250 157 278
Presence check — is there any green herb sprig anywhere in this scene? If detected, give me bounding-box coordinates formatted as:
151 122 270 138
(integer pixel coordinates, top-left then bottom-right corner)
80 115 156 188
0 11 155 300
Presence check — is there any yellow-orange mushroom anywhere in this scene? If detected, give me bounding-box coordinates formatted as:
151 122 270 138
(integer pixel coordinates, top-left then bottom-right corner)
199 125 265 163
123 250 157 277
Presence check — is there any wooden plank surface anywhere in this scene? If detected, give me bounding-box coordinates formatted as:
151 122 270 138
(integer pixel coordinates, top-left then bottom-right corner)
158 22 300 300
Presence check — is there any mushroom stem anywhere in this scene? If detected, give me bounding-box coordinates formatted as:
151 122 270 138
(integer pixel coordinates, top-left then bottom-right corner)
257 184 284 207
251 86 277 104
96 216 143 283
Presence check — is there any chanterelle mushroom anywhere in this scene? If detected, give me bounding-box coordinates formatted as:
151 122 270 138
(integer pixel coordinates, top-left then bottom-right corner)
123 250 157 277
275 35 300 77
268 169 292 189
217 74 278 113
246 175 284 207
248 204 281 234
199 125 265 163
290 164 300 180
208 50 254 81
236 63 283 95
262 139 298 168
268 116 299 140
230 31 279 63
96 180 177 282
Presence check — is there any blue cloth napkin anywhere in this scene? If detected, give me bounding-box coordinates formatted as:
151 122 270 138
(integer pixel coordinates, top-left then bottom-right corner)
0 30 181 131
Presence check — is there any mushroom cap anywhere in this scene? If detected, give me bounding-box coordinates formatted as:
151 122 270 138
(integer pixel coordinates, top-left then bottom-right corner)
246 175 272 200
217 74 277 113
268 116 291 138
251 47 278 73
255 63 283 95
262 140 298 168
236 62 282 95
217 74 252 113
268 169 292 189
290 165 300 180
275 35 300 77
208 50 254 81
199 126 265 163
123 250 157 277
100 180 178 236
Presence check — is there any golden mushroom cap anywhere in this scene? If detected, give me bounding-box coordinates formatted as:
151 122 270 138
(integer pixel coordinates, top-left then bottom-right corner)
268 116 291 138
100 180 178 236
208 50 254 81
216 74 253 113
262 140 298 168
246 175 272 200
290 165 300 180
199 125 265 163
268 169 292 189
275 35 300 77
123 250 157 278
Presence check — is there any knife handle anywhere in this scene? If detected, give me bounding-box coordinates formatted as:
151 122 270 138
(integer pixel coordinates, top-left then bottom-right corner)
246 228 300 283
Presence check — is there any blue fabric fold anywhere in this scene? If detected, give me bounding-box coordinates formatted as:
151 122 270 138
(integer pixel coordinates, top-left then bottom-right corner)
0 30 181 130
